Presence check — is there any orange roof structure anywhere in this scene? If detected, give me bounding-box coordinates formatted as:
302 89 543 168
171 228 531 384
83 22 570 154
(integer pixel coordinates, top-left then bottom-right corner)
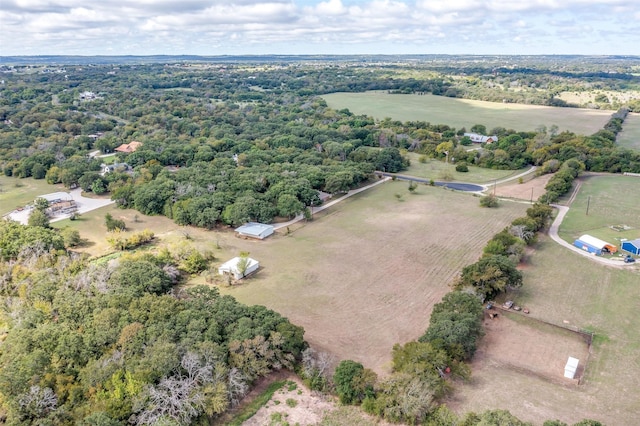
114 141 143 153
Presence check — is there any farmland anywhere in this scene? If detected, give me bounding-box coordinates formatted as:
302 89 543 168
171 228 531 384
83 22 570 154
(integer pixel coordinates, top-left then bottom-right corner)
450 174 640 425
616 112 640 151
218 180 528 374
451 232 640 425
557 174 640 246
322 91 612 134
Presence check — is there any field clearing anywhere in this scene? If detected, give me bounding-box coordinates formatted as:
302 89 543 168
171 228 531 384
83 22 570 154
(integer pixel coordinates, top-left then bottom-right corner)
52 204 232 258
616 112 640 151
557 90 640 108
494 173 553 201
0 176 66 216
404 153 525 184
322 92 612 134
558 175 640 246
219 181 528 374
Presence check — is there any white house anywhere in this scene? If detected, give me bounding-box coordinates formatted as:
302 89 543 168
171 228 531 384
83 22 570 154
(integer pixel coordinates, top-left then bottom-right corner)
218 257 259 280
463 133 499 144
235 222 274 240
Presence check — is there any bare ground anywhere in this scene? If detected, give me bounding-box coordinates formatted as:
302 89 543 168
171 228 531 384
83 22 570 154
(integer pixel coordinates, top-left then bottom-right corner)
494 174 553 201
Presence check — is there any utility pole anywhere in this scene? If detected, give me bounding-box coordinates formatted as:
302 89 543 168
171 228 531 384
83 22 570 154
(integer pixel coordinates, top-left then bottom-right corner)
530 187 534 203
586 195 591 215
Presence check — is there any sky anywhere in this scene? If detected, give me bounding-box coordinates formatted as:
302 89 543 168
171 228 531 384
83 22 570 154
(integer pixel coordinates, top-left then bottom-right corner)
1 0 639 56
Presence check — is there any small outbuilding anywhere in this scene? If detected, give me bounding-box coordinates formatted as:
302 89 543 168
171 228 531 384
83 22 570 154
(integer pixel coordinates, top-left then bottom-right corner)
235 222 274 240
564 357 579 379
621 238 640 255
218 257 259 280
573 234 617 255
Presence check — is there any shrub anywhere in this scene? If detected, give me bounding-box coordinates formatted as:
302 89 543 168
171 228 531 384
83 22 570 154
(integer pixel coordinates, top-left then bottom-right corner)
479 194 499 208
455 163 469 172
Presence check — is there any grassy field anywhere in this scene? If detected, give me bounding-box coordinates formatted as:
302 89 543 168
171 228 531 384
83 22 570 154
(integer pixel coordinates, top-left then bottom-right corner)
557 175 640 247
0 176 66 216
217 180 528 374
404 153 527 184
322 92 612 134
450 174 640 425
451 233 640 425
616 112 640 151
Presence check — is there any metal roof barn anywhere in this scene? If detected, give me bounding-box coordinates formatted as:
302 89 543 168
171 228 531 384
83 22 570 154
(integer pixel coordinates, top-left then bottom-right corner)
235 222 274 240
621 239 640 255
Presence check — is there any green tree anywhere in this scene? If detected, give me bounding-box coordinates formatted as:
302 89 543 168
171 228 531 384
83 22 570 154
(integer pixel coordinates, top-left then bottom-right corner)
333 360 376 405
479 194 499 208
456 255 523 300
28 209 50 228
60 227 81 247
277 193 304 219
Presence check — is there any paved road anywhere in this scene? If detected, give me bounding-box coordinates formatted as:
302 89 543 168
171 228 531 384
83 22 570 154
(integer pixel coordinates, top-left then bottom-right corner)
548 204 636 268
273 177 391 230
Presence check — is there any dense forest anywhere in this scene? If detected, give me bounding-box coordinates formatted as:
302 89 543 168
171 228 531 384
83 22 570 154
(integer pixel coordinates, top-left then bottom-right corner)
2 60 640 229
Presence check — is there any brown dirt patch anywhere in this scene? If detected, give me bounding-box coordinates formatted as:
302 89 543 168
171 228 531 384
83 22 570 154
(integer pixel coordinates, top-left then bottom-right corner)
495 174 553 201
447 309 597 424
476 310 590 383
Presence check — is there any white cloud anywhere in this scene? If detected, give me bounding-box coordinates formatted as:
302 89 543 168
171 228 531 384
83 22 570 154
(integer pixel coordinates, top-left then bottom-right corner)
0 0 638 55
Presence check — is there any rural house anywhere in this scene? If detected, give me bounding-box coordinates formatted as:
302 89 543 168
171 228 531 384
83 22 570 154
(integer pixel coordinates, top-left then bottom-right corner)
114 141 143 153
463 132 499 144
218 257 259 279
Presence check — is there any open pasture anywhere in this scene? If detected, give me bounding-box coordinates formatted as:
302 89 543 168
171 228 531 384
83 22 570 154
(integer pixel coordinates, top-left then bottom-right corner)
322 91 612 134
219 180 528 374
558 174 640 246
494 173 553 202
616 112 640 151
451 232 640 425
404 153 524 184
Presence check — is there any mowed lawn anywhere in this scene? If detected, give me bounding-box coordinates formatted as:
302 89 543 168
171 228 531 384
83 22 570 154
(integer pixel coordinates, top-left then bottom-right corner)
452 175 640 425
322 91 611 134
616 112 640 151
558 174 640 246
404 153 528 184
219 181 528 374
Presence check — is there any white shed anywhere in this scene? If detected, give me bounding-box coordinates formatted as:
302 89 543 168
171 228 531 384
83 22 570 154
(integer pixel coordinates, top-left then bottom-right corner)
218 257 259 280
564 356 579 379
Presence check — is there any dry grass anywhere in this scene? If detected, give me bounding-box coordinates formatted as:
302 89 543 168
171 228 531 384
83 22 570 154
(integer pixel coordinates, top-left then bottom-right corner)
219 181 528 375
